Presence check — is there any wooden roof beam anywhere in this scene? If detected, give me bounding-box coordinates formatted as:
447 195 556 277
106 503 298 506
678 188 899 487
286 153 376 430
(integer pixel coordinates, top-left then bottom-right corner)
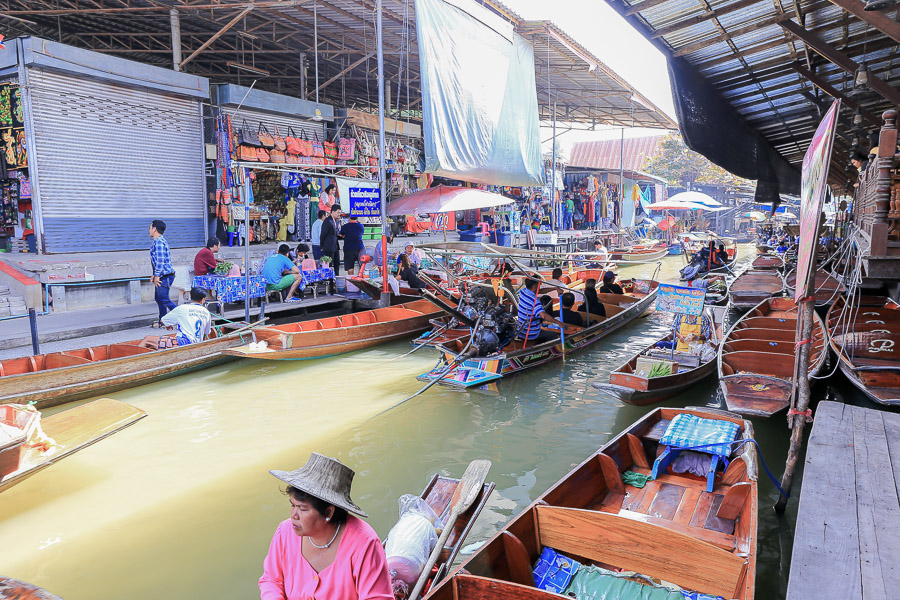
780 19 900 107
180 5 254 68
826 0 900 45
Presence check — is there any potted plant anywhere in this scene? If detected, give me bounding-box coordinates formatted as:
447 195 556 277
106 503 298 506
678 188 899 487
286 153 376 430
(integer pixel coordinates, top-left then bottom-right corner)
320 255 332 269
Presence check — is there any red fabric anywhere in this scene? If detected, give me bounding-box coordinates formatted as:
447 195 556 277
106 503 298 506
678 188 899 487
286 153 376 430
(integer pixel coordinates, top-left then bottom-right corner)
194 247 217 276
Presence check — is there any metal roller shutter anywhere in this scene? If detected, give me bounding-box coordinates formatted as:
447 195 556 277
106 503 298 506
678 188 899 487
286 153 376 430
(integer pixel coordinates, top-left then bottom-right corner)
223 108 326 145
28 68 206 253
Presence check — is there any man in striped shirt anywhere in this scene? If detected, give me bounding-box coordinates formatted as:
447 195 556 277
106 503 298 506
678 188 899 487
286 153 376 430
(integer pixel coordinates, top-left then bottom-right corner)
517 278 565 344
149 219 177 321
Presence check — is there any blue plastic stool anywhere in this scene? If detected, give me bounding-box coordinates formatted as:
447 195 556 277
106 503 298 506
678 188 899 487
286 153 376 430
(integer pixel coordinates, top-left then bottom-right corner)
650 413 739 492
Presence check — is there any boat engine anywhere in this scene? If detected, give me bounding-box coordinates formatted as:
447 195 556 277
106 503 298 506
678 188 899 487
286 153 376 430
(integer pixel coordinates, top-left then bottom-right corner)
470 303 517 356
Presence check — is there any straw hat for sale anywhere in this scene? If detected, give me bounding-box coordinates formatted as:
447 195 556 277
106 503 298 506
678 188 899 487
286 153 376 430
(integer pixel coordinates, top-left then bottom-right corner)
270 453 368 518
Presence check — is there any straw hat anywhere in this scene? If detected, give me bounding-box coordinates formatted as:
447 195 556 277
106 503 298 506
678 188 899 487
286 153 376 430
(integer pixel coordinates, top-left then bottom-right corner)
270 453 368 518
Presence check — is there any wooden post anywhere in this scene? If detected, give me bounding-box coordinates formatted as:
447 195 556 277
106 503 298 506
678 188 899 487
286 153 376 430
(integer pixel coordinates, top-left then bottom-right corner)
775 299 814 513
870 109 897 257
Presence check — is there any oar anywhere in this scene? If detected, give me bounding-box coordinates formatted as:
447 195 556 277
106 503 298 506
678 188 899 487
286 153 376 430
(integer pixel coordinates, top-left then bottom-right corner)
390 320 455 362
409 459 492 600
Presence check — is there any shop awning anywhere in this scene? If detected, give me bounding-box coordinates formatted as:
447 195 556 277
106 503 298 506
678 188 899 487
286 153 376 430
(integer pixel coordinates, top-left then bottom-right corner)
386 185 515 215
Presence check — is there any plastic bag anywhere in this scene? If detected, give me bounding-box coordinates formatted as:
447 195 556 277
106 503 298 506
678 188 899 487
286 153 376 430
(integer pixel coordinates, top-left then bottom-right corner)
384 494 446 600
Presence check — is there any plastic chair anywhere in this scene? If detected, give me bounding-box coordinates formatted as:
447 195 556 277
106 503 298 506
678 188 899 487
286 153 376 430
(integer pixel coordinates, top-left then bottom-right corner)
477 222 490 235
301 258 317 271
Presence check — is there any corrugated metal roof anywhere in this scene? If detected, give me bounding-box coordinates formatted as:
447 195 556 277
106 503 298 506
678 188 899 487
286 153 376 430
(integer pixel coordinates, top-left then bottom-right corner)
568 135 665 170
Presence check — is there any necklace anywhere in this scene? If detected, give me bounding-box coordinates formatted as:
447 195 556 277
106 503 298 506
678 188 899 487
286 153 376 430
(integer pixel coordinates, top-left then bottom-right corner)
308 522 341 549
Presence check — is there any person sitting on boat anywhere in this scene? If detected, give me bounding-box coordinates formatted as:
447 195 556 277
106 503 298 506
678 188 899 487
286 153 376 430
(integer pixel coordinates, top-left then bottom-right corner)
397 253 426 290
374 235 394 267
193 237 221 276
138 288 212 349
716 244 729 265
262 244 304 300
259 453 393 600
517 278 565 344
578 279 606 319
395 244 420 268
598 271 624 295
656 313 714 354
559 292 585 328
776 239 789 254
588 240 609 268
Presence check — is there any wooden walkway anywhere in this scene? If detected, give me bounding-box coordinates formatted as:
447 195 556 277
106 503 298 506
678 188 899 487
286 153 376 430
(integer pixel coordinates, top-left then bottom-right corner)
787 401 900 599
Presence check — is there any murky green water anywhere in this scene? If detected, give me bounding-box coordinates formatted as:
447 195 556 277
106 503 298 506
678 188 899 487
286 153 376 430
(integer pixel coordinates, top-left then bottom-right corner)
1 247 804 599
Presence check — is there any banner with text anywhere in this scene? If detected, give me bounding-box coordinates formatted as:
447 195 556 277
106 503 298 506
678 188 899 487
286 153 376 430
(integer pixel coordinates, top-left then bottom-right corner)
655 283 706 316
795 100 840 301
336 177 381 218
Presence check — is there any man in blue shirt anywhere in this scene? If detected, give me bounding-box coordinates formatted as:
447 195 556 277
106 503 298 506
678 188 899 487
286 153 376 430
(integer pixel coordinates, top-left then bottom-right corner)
339 214 366 275
517 278 564 344
149 219 176 321
310 210 326 260
262 244 303 300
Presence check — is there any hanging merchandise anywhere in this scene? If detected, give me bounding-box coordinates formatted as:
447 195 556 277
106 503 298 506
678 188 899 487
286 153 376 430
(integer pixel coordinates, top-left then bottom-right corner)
256 147 271 162
272 126 287 151
286 127 303 155
0 85 11 127
238 119 260 146
311 133 325 158
270 147 286 164
338 137 356 161
258 124 275 148
324 138 338 161
240 144 258 162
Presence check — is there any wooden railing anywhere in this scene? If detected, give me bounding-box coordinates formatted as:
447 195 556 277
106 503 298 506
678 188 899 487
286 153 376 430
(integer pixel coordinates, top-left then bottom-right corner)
852 109 898 257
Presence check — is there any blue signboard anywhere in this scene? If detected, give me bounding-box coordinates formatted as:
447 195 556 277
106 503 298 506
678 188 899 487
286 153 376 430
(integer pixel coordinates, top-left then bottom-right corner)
655 283 706 317
348 187 382 217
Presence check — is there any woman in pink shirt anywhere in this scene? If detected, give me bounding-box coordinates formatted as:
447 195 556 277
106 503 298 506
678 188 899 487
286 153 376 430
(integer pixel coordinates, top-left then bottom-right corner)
260 453 392 600
318 184 338 212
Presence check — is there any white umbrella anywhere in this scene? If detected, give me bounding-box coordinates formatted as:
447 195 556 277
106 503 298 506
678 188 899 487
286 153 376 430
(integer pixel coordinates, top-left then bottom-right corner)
777 211 798 220
667 191 722 207
647 199 727 212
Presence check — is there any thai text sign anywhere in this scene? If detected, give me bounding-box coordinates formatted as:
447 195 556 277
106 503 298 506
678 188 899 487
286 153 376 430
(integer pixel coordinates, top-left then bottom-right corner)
656 283 706 317
348 187 381 217
796 100 840 301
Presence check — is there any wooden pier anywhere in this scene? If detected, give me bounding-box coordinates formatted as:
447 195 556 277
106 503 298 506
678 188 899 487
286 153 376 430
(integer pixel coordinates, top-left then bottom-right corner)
787 401 900 599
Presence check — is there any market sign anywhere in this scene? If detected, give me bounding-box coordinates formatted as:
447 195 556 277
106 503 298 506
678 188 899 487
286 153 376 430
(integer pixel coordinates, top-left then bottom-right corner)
430 212 456 231
656 283 706 317
795 100 840 301
336 176 381 217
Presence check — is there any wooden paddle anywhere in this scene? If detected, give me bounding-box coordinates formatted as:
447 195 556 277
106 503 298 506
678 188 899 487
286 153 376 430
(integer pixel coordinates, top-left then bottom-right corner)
408 459 492 600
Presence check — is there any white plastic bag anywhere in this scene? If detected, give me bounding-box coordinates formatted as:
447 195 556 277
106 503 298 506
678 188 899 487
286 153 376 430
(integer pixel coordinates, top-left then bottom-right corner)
384 494 446 599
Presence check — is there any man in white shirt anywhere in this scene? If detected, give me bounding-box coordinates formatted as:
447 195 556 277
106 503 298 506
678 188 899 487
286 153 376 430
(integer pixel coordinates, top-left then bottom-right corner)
139 288 212 349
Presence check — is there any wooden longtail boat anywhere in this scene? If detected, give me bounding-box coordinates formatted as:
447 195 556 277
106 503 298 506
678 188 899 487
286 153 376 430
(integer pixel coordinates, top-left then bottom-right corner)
718 297 827 417
426 407 757 600
0 578 61 599
391 472 495 596
419 279 658 388
727 269 784 311
223 299 444 360
784 268 845 307
828 295 900 406
594 307 726 406
0 323 258 410
751 254 784 269
1 398 146 493
609 247 668 261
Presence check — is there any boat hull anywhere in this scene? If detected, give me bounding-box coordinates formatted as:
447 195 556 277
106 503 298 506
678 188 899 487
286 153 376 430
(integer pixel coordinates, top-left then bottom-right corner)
0 334 242 411
596 356 717 406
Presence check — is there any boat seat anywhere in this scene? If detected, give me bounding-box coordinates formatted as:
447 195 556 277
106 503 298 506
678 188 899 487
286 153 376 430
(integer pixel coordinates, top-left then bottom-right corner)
45 353 92 369
109 344 155 359
650 414 739 493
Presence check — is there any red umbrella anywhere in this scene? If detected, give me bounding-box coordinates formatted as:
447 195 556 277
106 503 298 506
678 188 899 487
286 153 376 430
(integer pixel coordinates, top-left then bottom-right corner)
657 215 677 231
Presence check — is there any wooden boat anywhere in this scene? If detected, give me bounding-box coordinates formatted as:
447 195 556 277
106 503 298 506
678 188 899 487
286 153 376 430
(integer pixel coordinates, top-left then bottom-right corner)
784 268 845 306
0 322 258 410
751 254 784 269
827 295 900 406
389 471 495 596
1 397 147 493
594 306 726 406
418 278 658 388
223 299 445 360
718 297 827 417
427 407 758 600
727 269 784 311
0 577 61 599
609 246 668 261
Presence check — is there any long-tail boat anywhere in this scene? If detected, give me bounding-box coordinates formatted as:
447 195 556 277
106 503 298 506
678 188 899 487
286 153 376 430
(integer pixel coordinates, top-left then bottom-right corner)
751 254 784 269
0 322 259 410
0 578 61 599
418 278 658 388
594 307 726 406
727 269 784 311
828 295 900 406
426 407 757 600
784 268 845 307
223 299 444 360
609 246 668 261
718 297 827 417
1 397 146 493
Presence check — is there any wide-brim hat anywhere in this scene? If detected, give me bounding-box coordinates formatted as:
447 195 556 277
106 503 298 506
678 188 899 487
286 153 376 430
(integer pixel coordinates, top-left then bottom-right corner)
270 453 368 518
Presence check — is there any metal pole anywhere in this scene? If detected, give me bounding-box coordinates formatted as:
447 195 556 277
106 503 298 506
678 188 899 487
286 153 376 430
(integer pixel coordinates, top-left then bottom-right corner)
242 177 251 323
169 9 182 71
377 0 389 306
619 126 624 228
28 308 39 355
552 101 557 232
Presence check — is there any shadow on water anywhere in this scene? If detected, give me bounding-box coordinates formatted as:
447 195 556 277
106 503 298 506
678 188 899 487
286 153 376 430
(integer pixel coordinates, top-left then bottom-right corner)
0 250 864 599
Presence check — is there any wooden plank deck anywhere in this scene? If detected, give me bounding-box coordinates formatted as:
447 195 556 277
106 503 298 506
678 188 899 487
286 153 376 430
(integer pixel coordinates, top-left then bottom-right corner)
787 401 900 599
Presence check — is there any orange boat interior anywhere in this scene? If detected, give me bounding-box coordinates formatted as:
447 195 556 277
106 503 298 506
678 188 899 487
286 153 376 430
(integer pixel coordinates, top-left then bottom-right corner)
437 408 755 600
729 271 784 294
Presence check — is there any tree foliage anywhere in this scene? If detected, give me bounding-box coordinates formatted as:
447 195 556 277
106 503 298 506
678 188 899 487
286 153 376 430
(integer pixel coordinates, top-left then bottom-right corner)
642 133 750 187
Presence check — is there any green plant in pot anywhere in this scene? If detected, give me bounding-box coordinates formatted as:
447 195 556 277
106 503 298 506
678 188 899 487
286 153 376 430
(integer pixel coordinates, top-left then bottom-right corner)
213 261 234 276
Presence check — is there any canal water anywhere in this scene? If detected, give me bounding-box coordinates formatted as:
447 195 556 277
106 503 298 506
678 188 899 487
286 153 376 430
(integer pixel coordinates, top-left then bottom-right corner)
1 247 805 599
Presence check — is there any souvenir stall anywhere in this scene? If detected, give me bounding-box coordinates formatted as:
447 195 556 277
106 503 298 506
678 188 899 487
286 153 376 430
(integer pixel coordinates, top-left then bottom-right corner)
0 81 32 253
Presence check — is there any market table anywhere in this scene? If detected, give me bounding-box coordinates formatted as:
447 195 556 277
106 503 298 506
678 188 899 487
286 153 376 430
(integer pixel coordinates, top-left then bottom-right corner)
192 275 266 303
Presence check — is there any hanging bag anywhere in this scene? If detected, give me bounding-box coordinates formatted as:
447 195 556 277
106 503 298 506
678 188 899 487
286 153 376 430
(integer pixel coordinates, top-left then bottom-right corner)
258 124 275 149
270 148 286 164
273 126 287 151
239 144 258 162
311 132 325 158
237 119 260 147
256 147 271 162
286 152 301 165
324 138 338 160
285 127 303 155
338 137 356 161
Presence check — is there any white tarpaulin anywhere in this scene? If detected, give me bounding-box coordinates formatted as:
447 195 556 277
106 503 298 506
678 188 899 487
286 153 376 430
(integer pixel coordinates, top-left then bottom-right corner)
416 0 543 187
